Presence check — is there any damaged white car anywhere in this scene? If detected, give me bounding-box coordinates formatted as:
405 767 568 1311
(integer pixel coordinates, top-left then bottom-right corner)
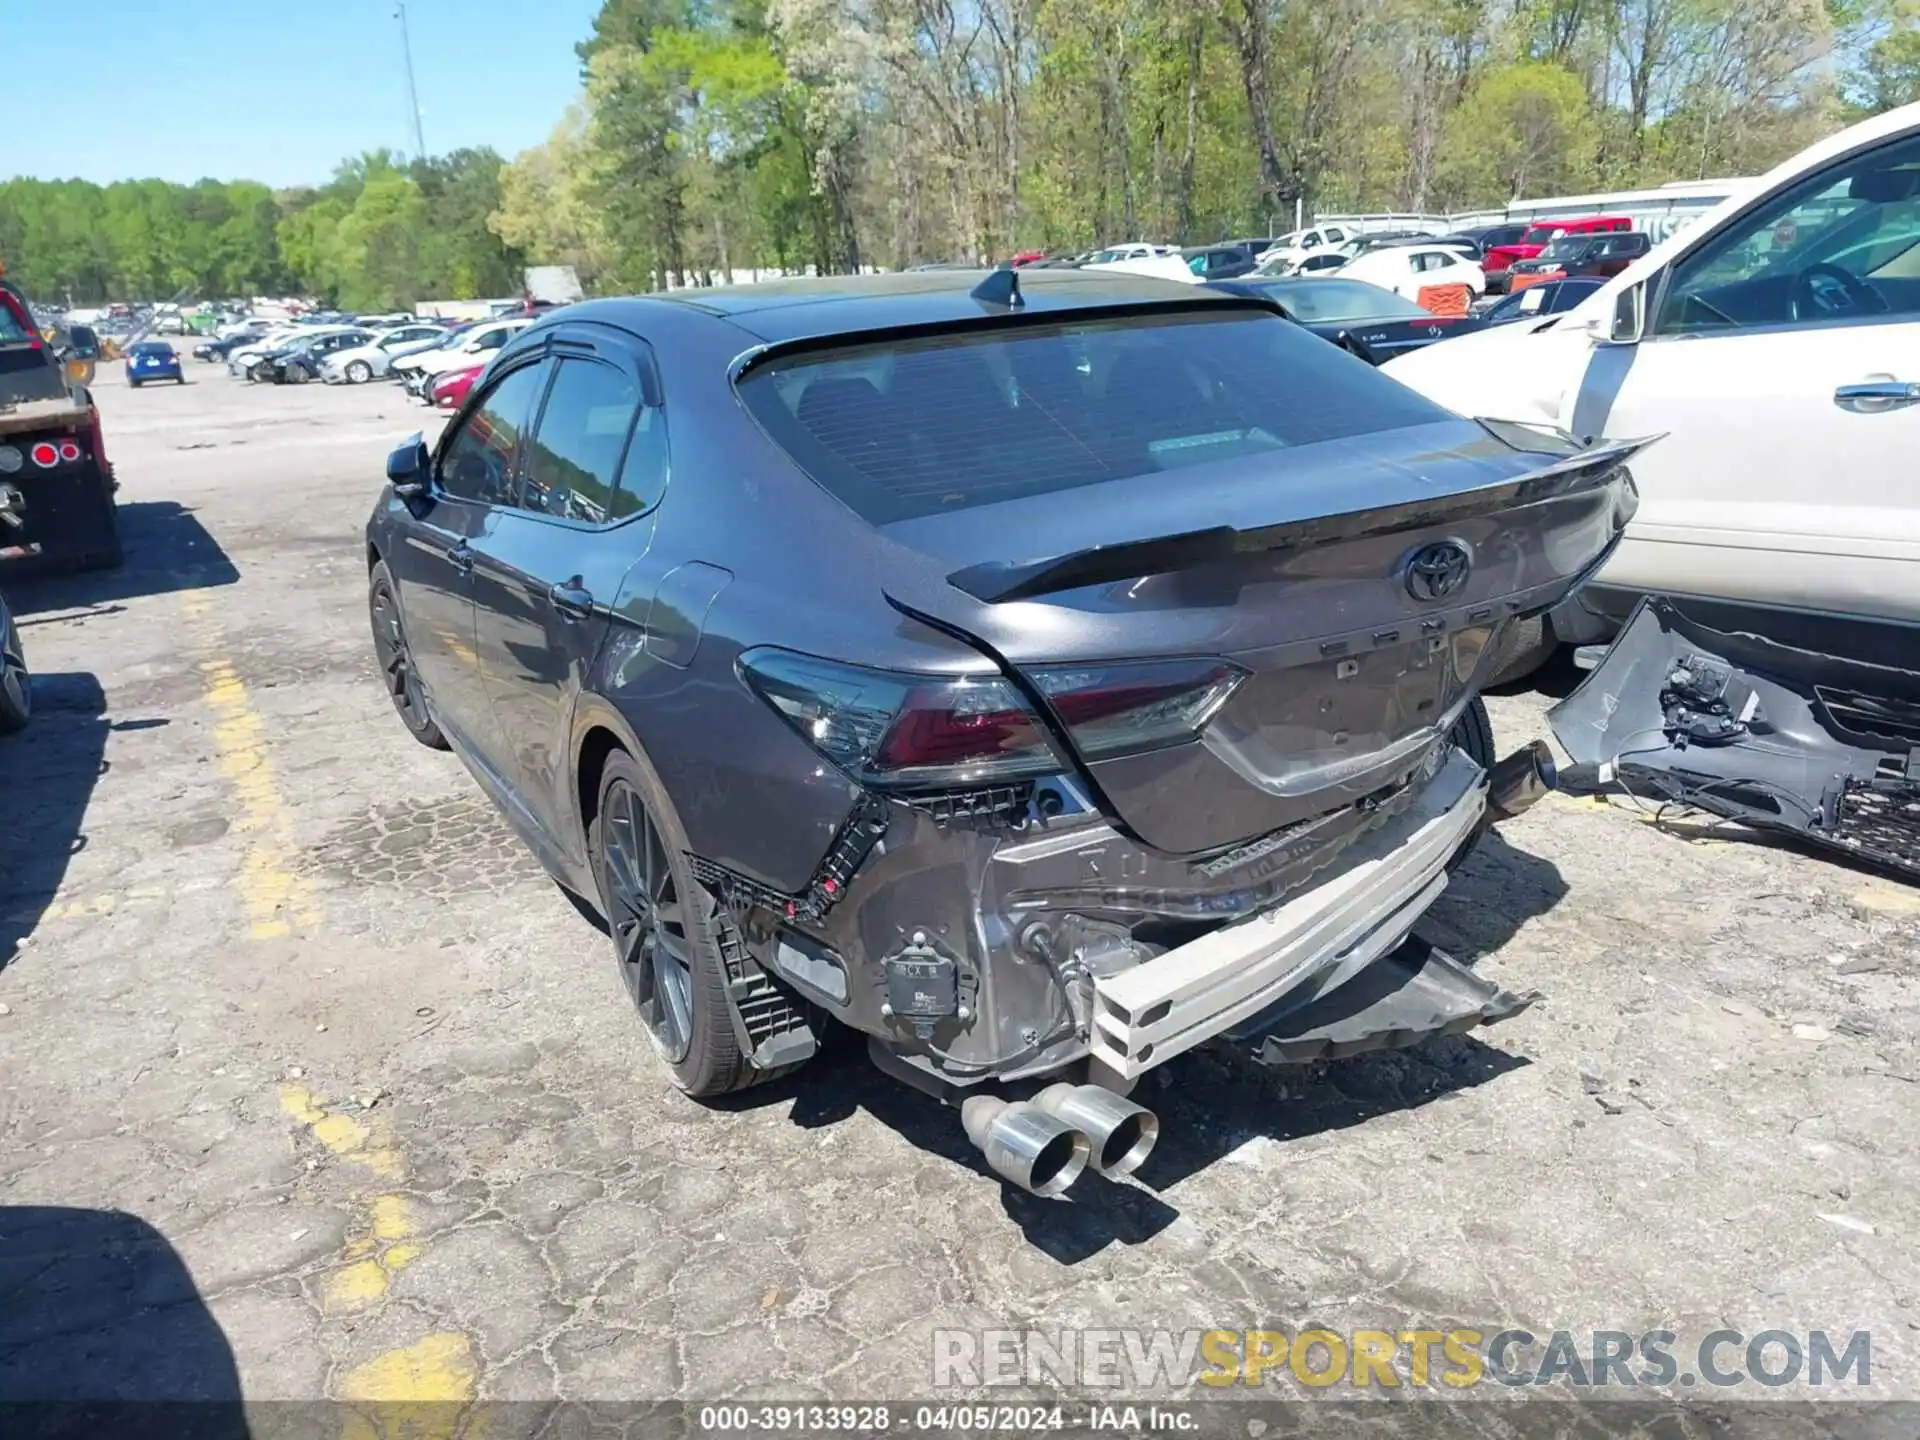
1387 101 1920 880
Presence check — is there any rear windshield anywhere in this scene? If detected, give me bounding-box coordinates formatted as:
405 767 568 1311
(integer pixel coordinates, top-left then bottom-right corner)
1254 279 1429 322
736 310 1449 524
1520 226 1564 246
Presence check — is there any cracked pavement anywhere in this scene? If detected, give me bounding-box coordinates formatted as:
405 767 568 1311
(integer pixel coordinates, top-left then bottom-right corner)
2 364 1919 1411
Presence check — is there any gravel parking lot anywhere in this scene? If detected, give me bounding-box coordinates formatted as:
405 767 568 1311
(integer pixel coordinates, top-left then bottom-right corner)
4 358 1920 1417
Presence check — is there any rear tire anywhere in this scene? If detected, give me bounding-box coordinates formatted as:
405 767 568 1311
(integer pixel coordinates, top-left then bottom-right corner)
1486 615 1555 687
368 560 448 750
0 609 30 734
345 360 373 384
1445 696 1496 870
589 747 761 1098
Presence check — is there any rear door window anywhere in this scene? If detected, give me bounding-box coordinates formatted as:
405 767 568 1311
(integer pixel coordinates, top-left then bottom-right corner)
518 357 643 522
737 309 1449 525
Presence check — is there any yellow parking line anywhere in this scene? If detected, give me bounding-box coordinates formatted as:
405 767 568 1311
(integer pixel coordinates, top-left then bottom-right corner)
180 592 476 1415
1853 882 1920 915
277 1081 479 1418
338 1331 479 1405
179 591 319 939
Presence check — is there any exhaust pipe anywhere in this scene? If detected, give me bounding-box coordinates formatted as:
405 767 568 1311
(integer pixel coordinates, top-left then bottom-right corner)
1032 1083 1159 1178
959 1096 1090 1198
1485 739 1558 823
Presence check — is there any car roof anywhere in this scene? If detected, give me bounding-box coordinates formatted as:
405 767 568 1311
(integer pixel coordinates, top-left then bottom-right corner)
593 268 1246 344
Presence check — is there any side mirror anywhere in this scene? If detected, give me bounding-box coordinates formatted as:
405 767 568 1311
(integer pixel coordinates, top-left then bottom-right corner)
1589 280 1646 346
387 435 431 499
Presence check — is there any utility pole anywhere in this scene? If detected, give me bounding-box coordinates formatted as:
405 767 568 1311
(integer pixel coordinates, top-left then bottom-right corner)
396 0 427 161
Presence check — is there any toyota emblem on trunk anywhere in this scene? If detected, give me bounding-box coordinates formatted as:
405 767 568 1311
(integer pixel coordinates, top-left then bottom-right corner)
1404 540 1472 601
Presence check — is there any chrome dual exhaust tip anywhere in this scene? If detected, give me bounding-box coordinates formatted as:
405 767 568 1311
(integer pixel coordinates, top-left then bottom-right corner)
959 1085 1161 1196
1485 739 1558 823
1032 1083 1160 1178
959 1096 1089 1198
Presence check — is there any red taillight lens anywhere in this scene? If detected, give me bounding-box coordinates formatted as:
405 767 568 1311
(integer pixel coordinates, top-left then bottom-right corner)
1032 659 1246 758
29 442 58 468
57 440 80 463
739 649 1247 790
740 649 1058 788
875 689 1051 775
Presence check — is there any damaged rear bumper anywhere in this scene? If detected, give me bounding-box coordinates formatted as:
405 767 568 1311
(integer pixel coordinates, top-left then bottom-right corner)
750 743 1546 1088
1088 749 1486 1078
1550 596 1920 880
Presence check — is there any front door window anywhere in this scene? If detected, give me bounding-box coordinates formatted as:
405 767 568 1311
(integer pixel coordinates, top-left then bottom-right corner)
1657 133 1920 335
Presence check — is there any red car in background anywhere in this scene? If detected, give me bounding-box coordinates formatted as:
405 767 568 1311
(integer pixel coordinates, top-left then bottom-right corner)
1481 214 1632 292
430 361 485 411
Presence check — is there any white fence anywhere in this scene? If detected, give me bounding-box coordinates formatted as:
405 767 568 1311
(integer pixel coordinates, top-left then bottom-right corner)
1313 179 1752 245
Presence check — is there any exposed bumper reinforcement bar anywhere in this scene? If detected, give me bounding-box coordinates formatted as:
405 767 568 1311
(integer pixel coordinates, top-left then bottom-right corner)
1089 749 1486 1080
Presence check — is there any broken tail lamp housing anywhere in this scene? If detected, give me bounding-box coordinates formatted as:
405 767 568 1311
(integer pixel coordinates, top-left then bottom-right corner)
739 648 1246 791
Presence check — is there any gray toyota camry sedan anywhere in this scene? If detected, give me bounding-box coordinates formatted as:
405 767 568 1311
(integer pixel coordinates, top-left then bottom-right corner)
365 267 1640 1197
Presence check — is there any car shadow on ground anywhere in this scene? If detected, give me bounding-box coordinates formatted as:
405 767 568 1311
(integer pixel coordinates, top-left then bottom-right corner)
0 672 111 973
0 1206 246 1437
765 1022 1532 1262
5 500 237 617
1419 828 1571 962
1484 645 1587 702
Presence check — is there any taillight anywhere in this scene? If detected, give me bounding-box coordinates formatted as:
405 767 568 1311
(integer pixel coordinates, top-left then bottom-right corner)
738 649 1247 791
739 649 1059 788
29 442 58 468
1030 659 1246 757
57 440 80 464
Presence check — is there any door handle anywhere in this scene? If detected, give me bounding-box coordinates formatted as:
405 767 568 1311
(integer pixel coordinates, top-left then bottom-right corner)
1834 380 1920 413
443 542 473 573
548 581 594 620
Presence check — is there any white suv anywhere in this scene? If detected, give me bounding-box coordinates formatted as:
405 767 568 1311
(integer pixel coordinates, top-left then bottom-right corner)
1384 99 1920 673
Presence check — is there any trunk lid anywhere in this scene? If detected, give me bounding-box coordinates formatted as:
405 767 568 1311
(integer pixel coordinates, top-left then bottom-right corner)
879 420 1640 854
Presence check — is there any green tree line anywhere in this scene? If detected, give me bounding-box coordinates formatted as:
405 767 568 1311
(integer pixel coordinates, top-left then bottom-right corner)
491 0 1920 283
7 0 1920 302
0 149 524 309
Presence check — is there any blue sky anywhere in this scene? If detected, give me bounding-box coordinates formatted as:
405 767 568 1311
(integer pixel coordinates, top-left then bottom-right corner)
1 0 603 187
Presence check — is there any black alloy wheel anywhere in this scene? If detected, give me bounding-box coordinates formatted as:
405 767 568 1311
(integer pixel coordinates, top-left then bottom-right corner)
587 748 772 1096
599 776 698 1065
367 561 447 749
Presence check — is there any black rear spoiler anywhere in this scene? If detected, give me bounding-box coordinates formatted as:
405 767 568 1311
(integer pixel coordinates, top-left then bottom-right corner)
944 436 1655 604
